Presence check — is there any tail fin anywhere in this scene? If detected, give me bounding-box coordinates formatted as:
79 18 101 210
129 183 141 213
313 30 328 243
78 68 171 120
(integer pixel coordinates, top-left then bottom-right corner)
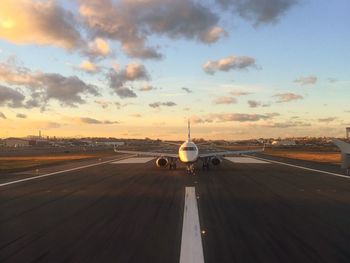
333 139 350 169
188 120 191 141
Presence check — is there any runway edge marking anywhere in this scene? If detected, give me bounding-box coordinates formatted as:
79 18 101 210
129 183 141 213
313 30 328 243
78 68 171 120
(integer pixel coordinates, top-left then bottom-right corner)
249 155 350 179
179 187 205 263
0 155 135 187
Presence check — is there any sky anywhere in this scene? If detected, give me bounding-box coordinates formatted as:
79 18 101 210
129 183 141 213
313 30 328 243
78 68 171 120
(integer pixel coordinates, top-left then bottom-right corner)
0 0 349 140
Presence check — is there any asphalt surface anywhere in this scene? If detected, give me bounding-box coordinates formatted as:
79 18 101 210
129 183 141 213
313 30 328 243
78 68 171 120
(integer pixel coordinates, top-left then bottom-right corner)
1 155 350 262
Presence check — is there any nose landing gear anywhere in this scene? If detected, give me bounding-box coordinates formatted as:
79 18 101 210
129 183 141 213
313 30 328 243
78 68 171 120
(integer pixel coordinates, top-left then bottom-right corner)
186 164 195 175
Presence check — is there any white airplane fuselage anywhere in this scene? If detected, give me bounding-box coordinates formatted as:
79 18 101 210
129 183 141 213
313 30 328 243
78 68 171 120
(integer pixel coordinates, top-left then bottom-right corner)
178 140 199 163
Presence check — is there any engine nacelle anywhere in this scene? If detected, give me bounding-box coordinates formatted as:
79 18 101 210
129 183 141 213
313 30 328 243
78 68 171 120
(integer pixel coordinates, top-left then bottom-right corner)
156 157 168 167
211 157 221 166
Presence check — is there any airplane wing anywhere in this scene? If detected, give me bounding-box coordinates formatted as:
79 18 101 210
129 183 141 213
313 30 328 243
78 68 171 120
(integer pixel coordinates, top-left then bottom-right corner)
114 147 178 158
199 147 264 158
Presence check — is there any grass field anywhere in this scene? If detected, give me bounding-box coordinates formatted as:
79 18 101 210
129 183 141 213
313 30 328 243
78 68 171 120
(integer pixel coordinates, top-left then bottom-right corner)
264 150 341 164
0 151 114 173
215 145 341 164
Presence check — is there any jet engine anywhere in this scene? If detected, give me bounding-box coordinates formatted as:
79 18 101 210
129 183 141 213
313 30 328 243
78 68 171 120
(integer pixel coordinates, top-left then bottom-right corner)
156 157 168 167
211 157 221 166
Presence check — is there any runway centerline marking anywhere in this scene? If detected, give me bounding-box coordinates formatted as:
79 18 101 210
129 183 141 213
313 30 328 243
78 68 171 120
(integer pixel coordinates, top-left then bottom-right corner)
249 155 350 179
225 157 269 164
110 157 154 164
0 155 134 188
180 187 204 263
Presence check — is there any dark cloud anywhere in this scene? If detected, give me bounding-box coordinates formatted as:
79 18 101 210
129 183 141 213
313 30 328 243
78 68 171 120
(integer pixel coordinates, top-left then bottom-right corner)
0 85 25 108
182 87 192 93
40 73 99 106
149 101 177 108
216 0 298 25
273 93 303 103
16 113 27 119
79 117 119 124
203 55 256 74
108 63 149 98
79 0 226 59
248 100 260 108
0 112 6 119
0 61 99 108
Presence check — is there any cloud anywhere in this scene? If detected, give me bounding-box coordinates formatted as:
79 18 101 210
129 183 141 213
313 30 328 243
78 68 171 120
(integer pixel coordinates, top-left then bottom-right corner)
140 84 156 92
77 60 100 73
0 112 6 119
273 93 303 103
0 0 83 49
213 96 237 104
0 60 99 108
85 38 110 58
182 87 192 93
294 75 317 85
203 55 256 74
130 113 142 118
79 0 225 59
264 121 311 128
38 73 99 106
318 117 337 123
216 0 298 25
79 117 119 124
16 113 27 119
0 85 25 108
191 112 279 123
247 100 260 108
190 115 213 124
94 100 112 109
230 90 253 96
149 101 177 108
108 63 149 98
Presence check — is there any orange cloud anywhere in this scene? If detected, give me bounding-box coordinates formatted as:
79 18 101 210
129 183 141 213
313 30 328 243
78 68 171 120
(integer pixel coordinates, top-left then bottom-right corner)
0 0 82 49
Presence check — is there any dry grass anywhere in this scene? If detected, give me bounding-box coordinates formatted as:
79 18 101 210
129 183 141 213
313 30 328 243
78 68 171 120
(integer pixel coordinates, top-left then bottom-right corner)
265 150 340 164
0 151 114 173
0 155 94 161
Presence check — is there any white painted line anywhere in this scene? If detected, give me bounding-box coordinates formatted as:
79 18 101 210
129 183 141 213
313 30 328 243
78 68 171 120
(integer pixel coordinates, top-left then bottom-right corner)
225 157 269 164
0 156 133 188
250 155 350 179
111 157 154 164
180 187 204 263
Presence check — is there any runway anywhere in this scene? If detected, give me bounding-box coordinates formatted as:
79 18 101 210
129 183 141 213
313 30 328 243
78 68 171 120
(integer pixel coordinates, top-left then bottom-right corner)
1 155 350 262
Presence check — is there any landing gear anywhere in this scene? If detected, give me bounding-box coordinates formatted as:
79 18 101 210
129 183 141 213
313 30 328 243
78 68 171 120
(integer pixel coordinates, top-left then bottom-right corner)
169 163 177 170
202 158 210 170
186 164 195 175
168 158 177 170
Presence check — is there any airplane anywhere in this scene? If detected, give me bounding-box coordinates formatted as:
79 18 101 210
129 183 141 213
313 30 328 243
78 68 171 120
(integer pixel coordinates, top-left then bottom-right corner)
114 121 265 174
332 138 350 175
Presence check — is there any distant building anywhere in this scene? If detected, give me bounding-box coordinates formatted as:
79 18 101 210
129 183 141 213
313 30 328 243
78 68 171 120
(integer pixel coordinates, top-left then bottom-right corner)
347 127 350 139
4 138 30 147
271 140 296 146
95 141 125 146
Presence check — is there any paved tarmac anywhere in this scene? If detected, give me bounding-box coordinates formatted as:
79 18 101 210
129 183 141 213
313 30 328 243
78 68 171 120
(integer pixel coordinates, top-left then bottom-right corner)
1 155 350 262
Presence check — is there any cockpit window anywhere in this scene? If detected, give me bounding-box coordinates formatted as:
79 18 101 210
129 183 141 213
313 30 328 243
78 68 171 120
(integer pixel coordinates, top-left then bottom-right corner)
181 147 196 151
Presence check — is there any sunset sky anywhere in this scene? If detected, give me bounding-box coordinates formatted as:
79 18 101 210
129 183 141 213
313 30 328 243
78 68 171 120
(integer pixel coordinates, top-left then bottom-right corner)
0 0 349 140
